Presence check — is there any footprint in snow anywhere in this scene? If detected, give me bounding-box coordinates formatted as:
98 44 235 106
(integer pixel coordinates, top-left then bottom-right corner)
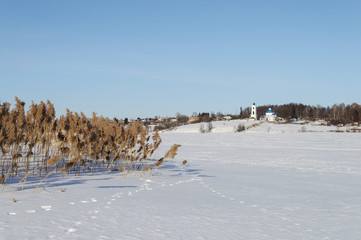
98 236 111 239
41 206 52 211
112 193 123 198
67 228 77 234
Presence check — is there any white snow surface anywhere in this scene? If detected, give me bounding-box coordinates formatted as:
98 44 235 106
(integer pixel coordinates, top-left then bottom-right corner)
1 120 361 239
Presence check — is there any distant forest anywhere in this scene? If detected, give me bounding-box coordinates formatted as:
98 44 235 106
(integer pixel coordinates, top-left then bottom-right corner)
241 103 360 124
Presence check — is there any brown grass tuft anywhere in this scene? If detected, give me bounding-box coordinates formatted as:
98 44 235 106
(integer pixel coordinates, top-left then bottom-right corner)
12 153 22 160
65 162 75 170
47 156 62 167
154 157 164 167
1 145 9 155
0 174 4 184
69 156 83 164
164 144 181 159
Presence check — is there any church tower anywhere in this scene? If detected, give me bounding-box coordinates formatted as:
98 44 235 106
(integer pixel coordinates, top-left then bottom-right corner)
250 103 257 120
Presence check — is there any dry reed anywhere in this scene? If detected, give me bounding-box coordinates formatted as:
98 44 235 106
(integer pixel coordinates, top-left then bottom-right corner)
0 97 181 192
47 156 62 167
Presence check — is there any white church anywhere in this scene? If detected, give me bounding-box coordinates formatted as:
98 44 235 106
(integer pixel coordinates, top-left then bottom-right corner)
249 103 277 122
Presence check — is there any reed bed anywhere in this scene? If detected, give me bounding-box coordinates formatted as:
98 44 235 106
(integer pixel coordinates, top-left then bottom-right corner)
0 97 180 192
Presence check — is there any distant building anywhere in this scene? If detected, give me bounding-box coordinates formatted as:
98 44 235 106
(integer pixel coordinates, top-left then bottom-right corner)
223 116 232 121
248 104 279 122
264 108 277 122
217 115 223 121
250 103 257 120
188 117 200 124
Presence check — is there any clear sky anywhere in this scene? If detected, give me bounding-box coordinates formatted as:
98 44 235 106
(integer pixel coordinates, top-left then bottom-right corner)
1 0 360 119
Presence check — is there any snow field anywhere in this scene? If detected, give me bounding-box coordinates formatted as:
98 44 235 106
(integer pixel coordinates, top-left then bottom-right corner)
1 120 361 239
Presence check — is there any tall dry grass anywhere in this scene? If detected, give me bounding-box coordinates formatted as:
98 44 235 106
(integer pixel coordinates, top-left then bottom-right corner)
0 97 180 191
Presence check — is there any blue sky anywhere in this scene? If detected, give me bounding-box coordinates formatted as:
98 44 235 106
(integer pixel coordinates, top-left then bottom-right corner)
1 0 360 119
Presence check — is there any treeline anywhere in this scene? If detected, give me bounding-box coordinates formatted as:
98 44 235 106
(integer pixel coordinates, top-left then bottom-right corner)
254 103 361 123
174 103 361 125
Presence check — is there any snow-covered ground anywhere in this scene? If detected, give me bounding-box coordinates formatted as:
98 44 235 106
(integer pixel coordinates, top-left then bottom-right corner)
1 120 361 239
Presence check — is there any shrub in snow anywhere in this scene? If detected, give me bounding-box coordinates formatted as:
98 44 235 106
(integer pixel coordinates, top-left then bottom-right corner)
199 124 206 133
236 123 246 132
199 123 213 133
207 122 213 132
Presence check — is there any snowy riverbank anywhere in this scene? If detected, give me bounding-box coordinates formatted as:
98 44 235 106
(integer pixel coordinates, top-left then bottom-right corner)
1 120 361 239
